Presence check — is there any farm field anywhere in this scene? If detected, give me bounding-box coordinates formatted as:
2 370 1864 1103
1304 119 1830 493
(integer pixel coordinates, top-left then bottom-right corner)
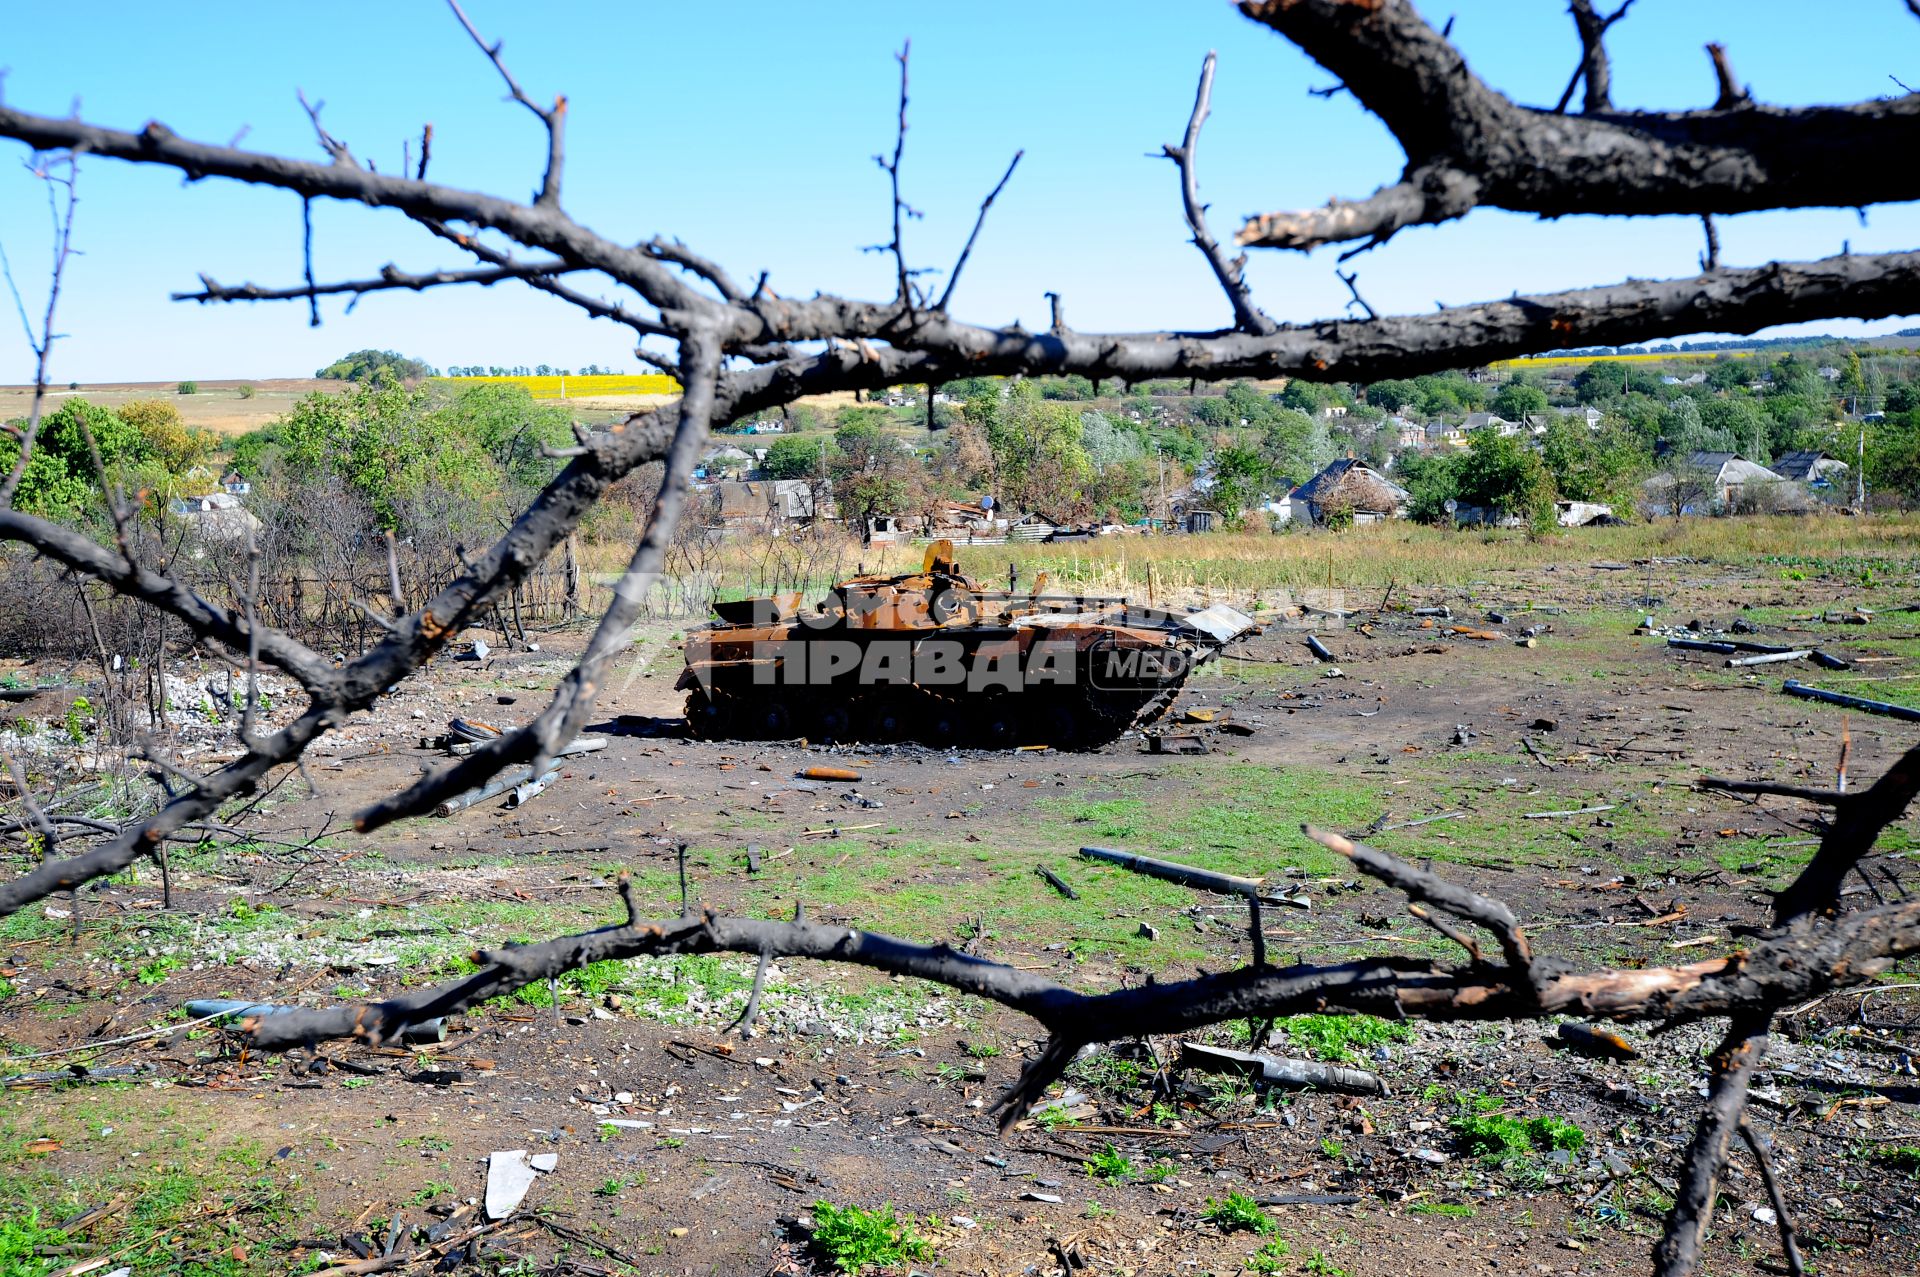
5 535 1920 1275
0 378 352 437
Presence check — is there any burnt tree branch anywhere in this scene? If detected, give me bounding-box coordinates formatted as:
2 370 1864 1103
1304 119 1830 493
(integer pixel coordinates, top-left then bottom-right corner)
1235 0 1920 250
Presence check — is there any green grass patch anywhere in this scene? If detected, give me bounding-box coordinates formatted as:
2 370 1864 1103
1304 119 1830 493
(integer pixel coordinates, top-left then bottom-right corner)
1450 1111 1586 1163
1279 1013 1411 1063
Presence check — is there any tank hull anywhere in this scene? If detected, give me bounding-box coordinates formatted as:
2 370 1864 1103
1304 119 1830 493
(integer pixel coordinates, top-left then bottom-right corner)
676 542 1255 748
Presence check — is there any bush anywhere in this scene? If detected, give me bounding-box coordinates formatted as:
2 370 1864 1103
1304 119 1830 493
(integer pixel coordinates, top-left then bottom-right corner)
237 383 256 399
176 380 198 395
808 1201 932 1274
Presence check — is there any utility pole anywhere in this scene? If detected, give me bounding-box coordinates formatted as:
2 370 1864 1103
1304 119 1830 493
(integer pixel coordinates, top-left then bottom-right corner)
1858 423 1867 510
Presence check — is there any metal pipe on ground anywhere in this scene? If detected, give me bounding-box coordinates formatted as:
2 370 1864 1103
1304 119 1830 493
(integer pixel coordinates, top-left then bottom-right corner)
437 764 564 816
1782 679 1920 723
1080 845 1264 896
1178 1041 1386 1096
1726 650 1812 668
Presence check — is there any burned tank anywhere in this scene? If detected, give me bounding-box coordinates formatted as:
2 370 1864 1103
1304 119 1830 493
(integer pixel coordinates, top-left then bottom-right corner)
677 541 1256 748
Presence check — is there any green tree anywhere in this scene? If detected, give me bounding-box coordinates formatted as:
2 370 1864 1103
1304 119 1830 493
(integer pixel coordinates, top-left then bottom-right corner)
1365 379 1420 411
832 417 921 541
762 434 829 479
973 380 1092 513
1208 444 1271 530
1490 381 1548 423
0 399 153 521
1396 450 1464 524
1457 431 1555 530
1540 419 1648 507
316 349 437 382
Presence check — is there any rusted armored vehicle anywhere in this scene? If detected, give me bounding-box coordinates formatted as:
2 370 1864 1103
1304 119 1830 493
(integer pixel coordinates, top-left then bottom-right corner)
677 541 1255 747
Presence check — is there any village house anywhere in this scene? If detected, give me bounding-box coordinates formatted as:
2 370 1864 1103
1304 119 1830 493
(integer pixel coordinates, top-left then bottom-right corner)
1287 457 1410 526
1644 451 1796 516
710 479 826 530
1771 449 1851 491
1425 421 1467 449
165 490 262 542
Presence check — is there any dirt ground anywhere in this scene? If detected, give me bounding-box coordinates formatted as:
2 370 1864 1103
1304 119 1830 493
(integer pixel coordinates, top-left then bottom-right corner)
5 554 1920 1276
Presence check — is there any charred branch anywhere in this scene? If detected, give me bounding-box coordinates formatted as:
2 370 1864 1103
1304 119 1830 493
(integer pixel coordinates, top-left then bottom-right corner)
173 259 584 306
1234 0 1920 250
1162 53 1277 335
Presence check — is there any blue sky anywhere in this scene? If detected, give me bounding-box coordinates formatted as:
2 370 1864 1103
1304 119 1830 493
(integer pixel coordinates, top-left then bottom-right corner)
3 1 1919 382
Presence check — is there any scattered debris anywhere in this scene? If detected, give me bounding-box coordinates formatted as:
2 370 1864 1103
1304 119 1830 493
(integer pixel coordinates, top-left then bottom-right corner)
436 764 566 817
799 766 862 782
1557 1023 1641 1061
1035 866 1079 900
1522 805 1616 820
484 1150 558 1219
1727 650 1812 668
1080 846 1264 898
1306 634 1336 662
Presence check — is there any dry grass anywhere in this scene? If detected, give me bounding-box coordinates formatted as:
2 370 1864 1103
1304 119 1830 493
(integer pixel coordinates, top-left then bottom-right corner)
559 513 1920 622
0 378 348 436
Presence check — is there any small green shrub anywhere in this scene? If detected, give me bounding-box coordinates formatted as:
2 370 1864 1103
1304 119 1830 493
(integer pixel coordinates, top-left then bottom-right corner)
1246 1238 1292 1272
64 695 92 744
177 380 198 395
1449 1112 1585 1163
1084 1143 1134 1182
1875 1145 1920 1175
236 383 256 399
1279 1013 1411 1063
809 1201 933 1274
0 1208 67 1277
1202 1190 1275 1235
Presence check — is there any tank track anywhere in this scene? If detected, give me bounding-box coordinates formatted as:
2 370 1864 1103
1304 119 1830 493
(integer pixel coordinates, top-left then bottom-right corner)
685 677 1180 750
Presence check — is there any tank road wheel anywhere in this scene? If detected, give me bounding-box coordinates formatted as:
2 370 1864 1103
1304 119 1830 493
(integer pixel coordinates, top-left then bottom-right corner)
974 689 1023 749
741 698 794 739
859 696 908 742
814 702 854 741
684 690 732 739
917 697 963 748
1036 699 1082 749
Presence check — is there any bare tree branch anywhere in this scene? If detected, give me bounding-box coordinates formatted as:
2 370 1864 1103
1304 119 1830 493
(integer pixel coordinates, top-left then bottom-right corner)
171 259 585 306
445 0 565 207
935 149 1023 313
1234 0 1920 250
1161 53 1277 335
1555 0 1636 115
1653 1012 1769 1276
